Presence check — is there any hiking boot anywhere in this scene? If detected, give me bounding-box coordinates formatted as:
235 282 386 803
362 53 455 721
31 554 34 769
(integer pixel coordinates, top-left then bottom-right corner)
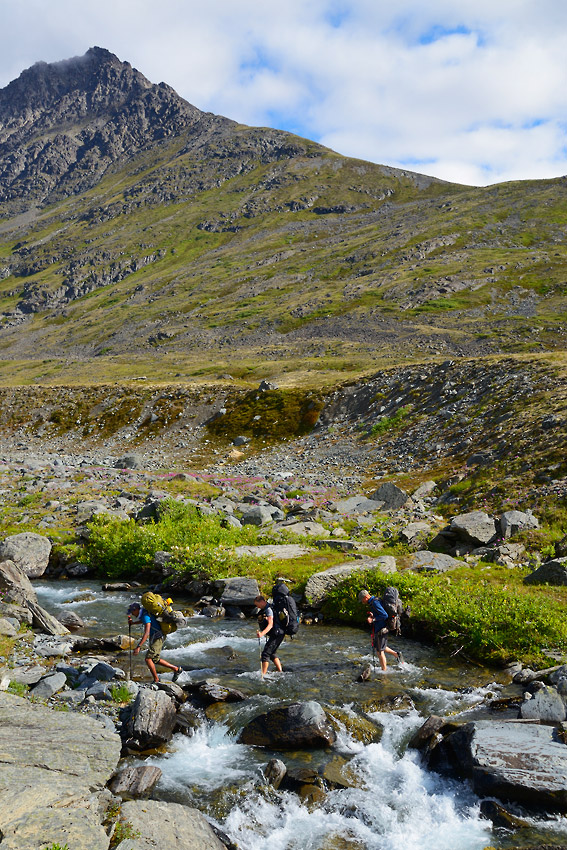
172 666 182 682
396 651 404 665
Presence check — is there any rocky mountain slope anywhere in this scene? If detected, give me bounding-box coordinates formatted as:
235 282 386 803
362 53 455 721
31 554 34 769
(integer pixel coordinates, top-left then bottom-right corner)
0 48 566 384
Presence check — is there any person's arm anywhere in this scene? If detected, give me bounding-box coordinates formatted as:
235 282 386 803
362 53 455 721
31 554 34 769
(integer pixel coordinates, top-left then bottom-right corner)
257 614 273 638
133 621 151 654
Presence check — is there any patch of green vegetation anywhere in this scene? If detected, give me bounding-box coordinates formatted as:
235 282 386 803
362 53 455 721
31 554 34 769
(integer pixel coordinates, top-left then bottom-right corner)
367 405 412 438
110 820 141 848
323 566 567 667
110 683 133 704
84 499 267 578
206 387 324 444
7 680 29 697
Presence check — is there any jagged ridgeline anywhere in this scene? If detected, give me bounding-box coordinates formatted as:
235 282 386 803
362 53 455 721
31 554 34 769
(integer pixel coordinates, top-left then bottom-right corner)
0 46 565 382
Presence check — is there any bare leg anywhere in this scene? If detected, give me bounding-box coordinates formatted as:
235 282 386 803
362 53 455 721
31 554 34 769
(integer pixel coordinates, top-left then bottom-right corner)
378 650 387 671
145 657 159 683
385 647 398 659
273 656 283 672
261 660 269 677
157 658 180 672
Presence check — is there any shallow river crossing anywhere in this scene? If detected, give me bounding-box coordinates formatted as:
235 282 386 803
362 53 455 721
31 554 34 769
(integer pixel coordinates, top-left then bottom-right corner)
35 580 567 850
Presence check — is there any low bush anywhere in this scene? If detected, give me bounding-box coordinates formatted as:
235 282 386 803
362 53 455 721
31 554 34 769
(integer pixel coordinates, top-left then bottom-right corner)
323 568 567 666
84 499 266 578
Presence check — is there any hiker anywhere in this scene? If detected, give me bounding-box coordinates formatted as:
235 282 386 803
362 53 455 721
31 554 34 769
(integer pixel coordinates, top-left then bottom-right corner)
255 595 284 677
127 602 182 683
358 589 402 671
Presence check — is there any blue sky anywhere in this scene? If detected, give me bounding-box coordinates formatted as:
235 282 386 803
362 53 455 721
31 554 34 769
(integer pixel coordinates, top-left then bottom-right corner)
1 0 567 186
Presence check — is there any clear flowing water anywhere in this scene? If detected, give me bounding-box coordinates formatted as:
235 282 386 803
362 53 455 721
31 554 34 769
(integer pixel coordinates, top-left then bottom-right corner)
35 580 567 850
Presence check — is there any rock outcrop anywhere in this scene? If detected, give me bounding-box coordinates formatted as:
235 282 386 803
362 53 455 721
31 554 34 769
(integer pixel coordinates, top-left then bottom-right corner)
0 691 121 849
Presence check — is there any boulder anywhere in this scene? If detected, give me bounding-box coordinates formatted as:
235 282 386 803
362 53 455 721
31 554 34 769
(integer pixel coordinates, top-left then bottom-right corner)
217 576 260 607
450 511 497 546
0 617 17 637
412 481 438 499
241 506 274 526
26 599 70 635
0 691 121 850
0 532 52 578
331 495 384 514
114 453 144 469
264 758 287 789
500 510 539 539
525 558 567 586
407 550 462 572
368 482 410 511
31 672 68 699
520 686 566 722
118 799 227 849
428 720 567 811
0 559 37 606
58 611 85 631
304 558 390 608
109 765 163 800
121 687 178 751
400 522 431 549
239 701 336 750
282 520 327 537
0 601 33 626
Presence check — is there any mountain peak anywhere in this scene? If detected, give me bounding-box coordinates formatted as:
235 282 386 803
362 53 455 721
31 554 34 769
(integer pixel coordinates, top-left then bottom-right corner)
0 47 216 208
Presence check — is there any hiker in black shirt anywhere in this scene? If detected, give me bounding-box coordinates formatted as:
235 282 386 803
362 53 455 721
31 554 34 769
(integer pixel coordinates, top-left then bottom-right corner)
255 595 284 678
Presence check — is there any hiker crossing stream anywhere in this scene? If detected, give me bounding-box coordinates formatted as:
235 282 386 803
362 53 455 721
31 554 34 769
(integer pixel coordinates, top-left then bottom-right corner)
34 580 567 850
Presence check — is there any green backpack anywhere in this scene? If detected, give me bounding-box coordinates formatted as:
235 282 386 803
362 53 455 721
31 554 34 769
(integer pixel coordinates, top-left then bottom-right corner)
141 591 185 635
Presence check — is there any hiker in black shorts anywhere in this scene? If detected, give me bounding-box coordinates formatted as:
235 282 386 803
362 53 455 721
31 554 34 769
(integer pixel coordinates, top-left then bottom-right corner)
255 595 284 678
358 589 402 671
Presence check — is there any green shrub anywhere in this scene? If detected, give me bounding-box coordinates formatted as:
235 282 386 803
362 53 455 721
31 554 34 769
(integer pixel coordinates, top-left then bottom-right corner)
323 568 567 666
84 499 264 578
110 683 133 704
7 681 29 697
110 820 141 847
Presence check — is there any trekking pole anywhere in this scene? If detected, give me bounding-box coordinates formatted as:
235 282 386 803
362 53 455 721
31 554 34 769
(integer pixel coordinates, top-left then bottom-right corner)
128 620 133 680
371 627 376 671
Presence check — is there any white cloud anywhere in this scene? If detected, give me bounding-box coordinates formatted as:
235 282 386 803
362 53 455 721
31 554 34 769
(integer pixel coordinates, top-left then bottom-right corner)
1 0 567 185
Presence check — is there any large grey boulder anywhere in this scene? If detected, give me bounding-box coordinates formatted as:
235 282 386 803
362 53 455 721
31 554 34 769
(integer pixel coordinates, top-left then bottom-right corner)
30 672 68 699
304 558 394 608
428 720 567 811
121 687 177 751
216 576 260 607
368 482 410 511
520 685 566 722
240 701 336 750
234 544 308 560
500 509 539 538
282 520 327 537
0 691 121 850
0 532 52 578
524 557 567 586
407 551 463 572
332 495 385 514
241 505 274 526
0 559 37 606
450 511 497 546
118 800 227 849
109 765 163 800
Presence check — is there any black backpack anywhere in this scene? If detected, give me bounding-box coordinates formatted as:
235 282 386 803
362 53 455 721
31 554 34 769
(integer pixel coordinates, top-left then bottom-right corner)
272 582 299 637
381 586 403 636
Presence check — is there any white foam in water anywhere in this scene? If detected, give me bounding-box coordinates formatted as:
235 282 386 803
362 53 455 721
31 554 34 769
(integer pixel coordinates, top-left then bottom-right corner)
161 631 258 661
409 683 500 717
154 712 490 850
146 725 252 793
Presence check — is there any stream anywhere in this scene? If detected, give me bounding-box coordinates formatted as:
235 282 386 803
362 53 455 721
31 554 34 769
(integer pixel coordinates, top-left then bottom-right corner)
34 580 567 850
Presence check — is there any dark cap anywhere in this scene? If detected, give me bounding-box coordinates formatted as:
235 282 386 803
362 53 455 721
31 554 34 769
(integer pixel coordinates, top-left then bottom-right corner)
127 603 140 614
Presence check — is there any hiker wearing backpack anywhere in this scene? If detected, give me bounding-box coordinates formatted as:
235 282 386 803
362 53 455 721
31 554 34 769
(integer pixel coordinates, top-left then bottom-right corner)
254 595 284 678
127 602 182 684
358 589 403 671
